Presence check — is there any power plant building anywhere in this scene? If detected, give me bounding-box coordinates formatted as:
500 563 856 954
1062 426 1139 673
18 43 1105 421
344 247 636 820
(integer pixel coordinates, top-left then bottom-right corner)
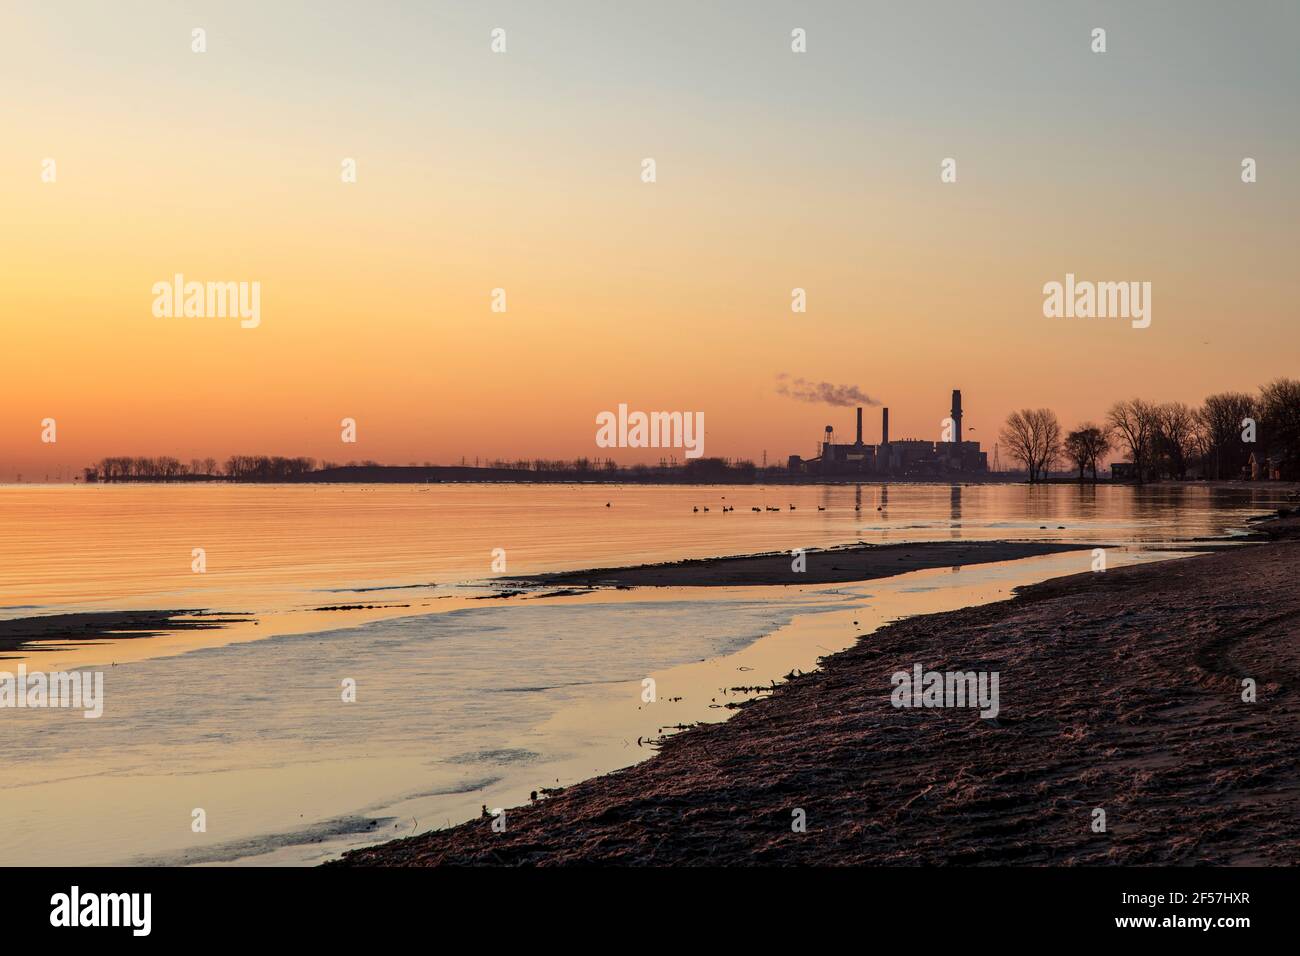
787 389 988 477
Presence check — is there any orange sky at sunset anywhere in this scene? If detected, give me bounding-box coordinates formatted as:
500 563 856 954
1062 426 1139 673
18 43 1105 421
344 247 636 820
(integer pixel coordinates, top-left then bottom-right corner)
3 2 1297 479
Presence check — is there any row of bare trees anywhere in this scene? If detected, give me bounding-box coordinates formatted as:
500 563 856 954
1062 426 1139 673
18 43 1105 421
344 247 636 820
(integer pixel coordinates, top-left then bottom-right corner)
90 456 315 481
93 456 219 480
1000 378 1300 483
482 458 620 472
222 456 318 480
84 454 758 482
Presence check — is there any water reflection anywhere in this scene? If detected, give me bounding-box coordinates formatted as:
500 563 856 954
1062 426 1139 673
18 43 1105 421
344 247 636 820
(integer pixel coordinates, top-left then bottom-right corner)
0 482 1289 619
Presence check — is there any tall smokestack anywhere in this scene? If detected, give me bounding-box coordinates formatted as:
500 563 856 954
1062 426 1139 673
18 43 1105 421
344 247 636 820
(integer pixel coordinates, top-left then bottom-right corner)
856 407 863 445
951 390 963 443
882 407 890 445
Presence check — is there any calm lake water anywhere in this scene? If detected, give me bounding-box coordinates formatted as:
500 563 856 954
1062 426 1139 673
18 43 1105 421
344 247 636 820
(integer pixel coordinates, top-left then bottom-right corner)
0 482 1288 865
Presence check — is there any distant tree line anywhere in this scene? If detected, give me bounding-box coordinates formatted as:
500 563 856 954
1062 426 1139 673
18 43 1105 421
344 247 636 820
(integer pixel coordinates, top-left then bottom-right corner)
477 457 620 472
87 455 316 481
83 454 759 482
91 456 219 480
1000 378 1300 483
471 457 757 476
222 456 318 480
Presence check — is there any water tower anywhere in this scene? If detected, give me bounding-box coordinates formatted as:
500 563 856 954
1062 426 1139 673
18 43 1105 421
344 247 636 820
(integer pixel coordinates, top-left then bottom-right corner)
822 424 835 460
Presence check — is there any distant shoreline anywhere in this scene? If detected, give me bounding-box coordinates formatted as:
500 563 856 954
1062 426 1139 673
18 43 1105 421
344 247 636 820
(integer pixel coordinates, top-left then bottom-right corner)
79 467 1020 485
36 468 1300 488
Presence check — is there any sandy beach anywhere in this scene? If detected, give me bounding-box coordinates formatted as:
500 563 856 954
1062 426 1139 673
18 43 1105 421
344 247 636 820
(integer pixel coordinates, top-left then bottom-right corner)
337 515 1300 866
505 540 1103 588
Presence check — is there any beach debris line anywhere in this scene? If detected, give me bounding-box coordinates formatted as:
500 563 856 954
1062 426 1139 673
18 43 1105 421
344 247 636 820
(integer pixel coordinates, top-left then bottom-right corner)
311 603 410 611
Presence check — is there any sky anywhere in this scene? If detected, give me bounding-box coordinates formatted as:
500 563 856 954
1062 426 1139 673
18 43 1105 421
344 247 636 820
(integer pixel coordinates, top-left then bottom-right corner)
2 0 1297 478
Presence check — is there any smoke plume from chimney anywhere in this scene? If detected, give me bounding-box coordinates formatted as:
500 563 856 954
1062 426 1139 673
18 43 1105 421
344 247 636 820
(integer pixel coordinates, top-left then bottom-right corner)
775 373 881 408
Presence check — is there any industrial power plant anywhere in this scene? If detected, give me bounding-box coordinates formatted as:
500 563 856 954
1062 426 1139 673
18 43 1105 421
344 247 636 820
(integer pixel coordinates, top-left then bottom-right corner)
787 389 988 477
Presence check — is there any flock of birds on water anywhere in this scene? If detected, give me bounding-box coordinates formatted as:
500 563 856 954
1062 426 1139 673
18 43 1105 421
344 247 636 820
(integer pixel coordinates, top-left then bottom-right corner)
600 501 885 514
690 503 883 513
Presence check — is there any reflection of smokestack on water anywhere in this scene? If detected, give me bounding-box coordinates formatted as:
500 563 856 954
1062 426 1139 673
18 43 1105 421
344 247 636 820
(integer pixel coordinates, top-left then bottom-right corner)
951 390 963 442
856 407 863 445
882 407 890 445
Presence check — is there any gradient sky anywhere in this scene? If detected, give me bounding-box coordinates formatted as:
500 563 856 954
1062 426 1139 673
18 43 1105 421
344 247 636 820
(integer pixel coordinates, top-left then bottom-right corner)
2 0 1297 478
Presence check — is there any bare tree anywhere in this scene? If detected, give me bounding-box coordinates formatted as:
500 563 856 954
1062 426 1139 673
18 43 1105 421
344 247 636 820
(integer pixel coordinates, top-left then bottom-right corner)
1106 399 1157 483
1037 409 1063 479
1152 402 1198 480
1000 412 1035 480
1258 378 1300 479
1000 408 1062 482
1198 392 1254 479
1064 424 1111 481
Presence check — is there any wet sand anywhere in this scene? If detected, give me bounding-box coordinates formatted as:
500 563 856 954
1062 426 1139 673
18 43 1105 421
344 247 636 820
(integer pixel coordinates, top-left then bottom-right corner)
506 540 1101 588
0 610 251 659
338 518 1300 866
0 605 418 668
